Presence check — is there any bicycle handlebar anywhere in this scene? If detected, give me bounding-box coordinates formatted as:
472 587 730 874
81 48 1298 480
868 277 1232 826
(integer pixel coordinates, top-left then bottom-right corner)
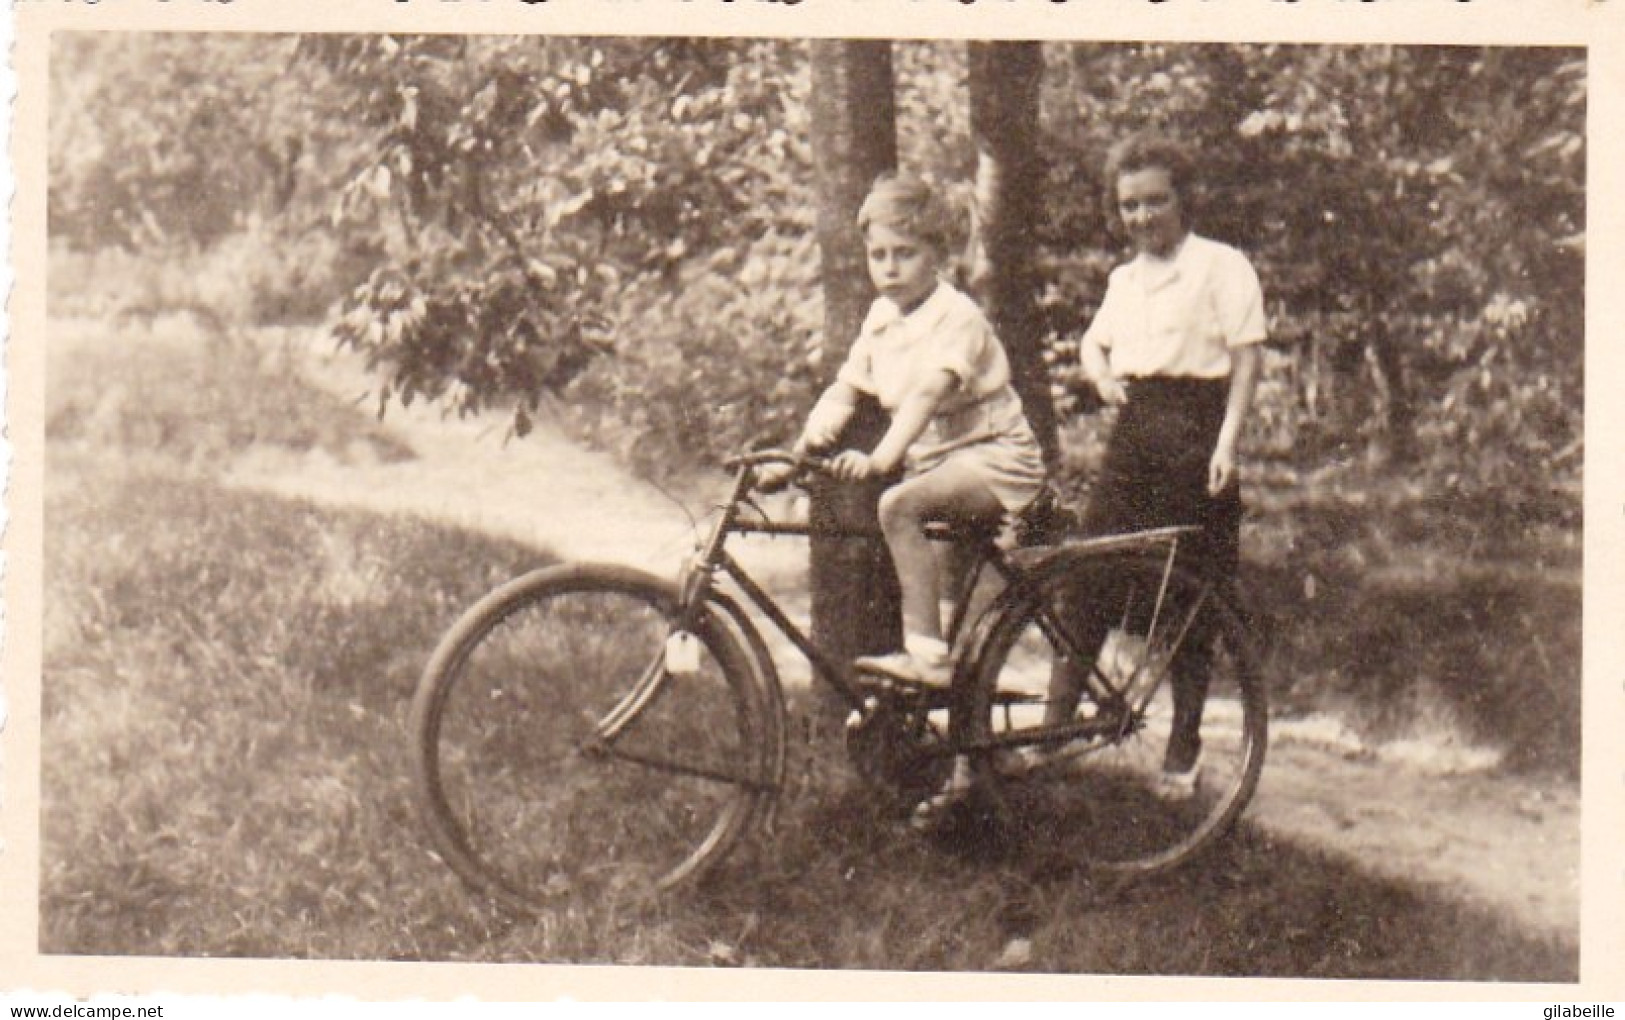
721 448 835 494
724 449 827 472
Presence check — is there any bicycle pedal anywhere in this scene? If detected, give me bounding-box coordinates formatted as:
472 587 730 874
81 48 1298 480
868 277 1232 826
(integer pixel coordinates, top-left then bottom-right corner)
844 699 879 731
1003 742 1085 777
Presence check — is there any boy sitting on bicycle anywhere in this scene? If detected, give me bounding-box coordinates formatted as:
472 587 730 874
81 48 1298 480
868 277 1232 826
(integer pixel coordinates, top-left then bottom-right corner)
772 172 1047 687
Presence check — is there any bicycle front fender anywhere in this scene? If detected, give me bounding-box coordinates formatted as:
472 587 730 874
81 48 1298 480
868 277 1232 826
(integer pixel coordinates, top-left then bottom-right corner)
704 587 789 814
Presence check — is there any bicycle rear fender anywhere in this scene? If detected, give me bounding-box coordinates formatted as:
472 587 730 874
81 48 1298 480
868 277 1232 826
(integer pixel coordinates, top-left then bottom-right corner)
954 536 1248 692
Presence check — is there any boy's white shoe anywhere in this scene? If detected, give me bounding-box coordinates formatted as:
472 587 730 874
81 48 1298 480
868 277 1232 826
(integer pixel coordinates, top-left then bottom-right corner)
852 650 952 688
853 634 952 688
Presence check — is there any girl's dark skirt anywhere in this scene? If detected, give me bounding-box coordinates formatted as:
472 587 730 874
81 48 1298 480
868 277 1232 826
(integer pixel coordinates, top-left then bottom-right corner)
1073 376 1240 772
1080 375 1241 585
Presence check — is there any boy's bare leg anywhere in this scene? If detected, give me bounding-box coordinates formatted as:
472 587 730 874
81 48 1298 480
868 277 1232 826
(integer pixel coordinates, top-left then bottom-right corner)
876 461 1004 644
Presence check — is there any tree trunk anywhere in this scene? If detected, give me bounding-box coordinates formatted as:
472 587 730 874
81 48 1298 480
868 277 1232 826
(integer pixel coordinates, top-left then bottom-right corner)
1364 309 1415 467
807 41 901 682
1364 45 1417 469
966 41 1059 467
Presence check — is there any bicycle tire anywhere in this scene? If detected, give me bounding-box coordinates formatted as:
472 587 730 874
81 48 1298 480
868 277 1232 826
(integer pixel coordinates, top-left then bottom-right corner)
959 547 1267 878
411 563 777 912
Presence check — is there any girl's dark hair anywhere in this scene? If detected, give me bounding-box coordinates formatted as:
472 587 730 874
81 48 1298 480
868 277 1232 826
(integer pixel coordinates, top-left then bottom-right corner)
1103 131 1194 222
857 172 957 254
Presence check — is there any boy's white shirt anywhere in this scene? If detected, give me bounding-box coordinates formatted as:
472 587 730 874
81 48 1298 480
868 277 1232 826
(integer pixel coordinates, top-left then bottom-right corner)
834 281 1032 462
840 280 1010 411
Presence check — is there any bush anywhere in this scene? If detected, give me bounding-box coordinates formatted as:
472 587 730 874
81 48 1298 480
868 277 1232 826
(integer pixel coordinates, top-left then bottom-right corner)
50 226 375 329
46 316 410 467
561 230 825 478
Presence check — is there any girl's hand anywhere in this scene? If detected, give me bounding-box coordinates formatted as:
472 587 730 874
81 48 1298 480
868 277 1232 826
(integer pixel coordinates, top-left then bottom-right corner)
1208 446 1237 495
1095 373 1128 406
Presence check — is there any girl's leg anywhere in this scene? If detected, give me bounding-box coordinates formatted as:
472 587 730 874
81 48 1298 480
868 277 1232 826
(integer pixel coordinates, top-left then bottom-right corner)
1039 415 1148 725
876 459 1005 646
1157 393 1237 781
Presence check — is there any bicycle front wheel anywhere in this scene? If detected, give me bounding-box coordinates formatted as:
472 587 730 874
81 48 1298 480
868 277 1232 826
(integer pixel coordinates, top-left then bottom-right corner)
411 563 775 913
965 548 1267 878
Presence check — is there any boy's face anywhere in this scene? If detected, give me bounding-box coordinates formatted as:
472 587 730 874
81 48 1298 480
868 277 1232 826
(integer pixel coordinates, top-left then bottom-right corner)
1116 166 1184 259
864 221 940 313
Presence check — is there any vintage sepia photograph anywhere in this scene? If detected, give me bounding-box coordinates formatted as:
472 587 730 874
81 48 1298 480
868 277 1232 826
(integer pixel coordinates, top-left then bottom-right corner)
7 0 1619 1001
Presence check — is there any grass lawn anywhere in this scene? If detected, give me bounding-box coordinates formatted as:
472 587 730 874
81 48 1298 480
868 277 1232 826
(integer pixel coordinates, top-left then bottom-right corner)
37 316 1579 978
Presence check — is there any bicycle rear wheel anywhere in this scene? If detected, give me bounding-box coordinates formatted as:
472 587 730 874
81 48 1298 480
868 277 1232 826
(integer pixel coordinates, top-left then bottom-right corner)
964 548 1267 877
411 563 775 912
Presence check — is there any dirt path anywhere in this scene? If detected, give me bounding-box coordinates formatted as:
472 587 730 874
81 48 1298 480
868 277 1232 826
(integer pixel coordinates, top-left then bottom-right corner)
228 336 809 585
226 335 1580 946
1249 734 1577 940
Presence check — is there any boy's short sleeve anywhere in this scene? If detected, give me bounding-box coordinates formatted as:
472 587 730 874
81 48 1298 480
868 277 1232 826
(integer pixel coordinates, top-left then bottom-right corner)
1214 247 1268 347
928 305 991 388
834 330 876 395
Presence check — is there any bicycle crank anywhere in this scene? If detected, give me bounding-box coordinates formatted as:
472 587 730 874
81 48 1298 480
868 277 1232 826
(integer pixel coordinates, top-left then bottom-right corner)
843 691 953 816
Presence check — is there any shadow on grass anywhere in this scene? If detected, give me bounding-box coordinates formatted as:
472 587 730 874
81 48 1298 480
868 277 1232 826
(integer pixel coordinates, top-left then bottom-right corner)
39 470 1578 981
1242 495 1581 778
672 772 1578 981
412 758 1575 980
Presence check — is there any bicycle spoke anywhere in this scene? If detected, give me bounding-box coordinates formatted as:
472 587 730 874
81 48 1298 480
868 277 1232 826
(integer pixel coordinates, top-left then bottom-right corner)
967 549 1267 877
588 737 779 792
413 567 771 911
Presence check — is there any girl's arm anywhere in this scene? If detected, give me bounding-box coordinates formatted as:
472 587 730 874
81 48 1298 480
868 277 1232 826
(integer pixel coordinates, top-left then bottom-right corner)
1209 344 1262 495
831 369 958 479
1081 335 1127 405
1081 269 1127 405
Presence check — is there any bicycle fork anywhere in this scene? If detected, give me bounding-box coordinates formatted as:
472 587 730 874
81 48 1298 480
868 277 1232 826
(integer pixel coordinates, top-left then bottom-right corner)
588 467 745 750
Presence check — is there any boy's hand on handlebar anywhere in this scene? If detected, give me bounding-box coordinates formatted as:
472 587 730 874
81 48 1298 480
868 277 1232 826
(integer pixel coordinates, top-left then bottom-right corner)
743 447 888 490
800 422 842 453
827 450 881 481
754 461 798 493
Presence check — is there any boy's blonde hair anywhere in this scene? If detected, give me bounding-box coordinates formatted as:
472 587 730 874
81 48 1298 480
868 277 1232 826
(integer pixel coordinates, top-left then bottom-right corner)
857 172 956 254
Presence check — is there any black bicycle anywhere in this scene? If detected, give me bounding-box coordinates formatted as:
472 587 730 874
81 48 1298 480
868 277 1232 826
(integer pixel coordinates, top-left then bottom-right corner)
410 449 1268 912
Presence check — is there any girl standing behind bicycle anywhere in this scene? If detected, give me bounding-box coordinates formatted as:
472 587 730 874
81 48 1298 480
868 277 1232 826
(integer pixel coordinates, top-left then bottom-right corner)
782 172 1047 687
1047 130 1268 796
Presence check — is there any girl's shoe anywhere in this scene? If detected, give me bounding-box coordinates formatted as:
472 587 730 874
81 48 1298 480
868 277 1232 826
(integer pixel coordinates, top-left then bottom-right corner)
909 769 975 831
1153 755 1202 803
852 650 952 688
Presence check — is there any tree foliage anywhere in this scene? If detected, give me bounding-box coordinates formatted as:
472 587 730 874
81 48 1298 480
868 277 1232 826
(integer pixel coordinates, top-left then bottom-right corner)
1036 43 1583 489
50 34 310 250
299 34 817 441
50 35 1585 496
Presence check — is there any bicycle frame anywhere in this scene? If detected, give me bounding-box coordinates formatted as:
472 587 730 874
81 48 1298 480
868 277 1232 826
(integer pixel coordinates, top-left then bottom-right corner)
677 455 1208 733
413 452 1265 907
679 460 1012 712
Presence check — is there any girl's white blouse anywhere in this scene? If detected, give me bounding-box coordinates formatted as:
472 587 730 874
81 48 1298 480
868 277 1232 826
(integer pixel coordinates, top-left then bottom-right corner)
1084 233 1267 380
